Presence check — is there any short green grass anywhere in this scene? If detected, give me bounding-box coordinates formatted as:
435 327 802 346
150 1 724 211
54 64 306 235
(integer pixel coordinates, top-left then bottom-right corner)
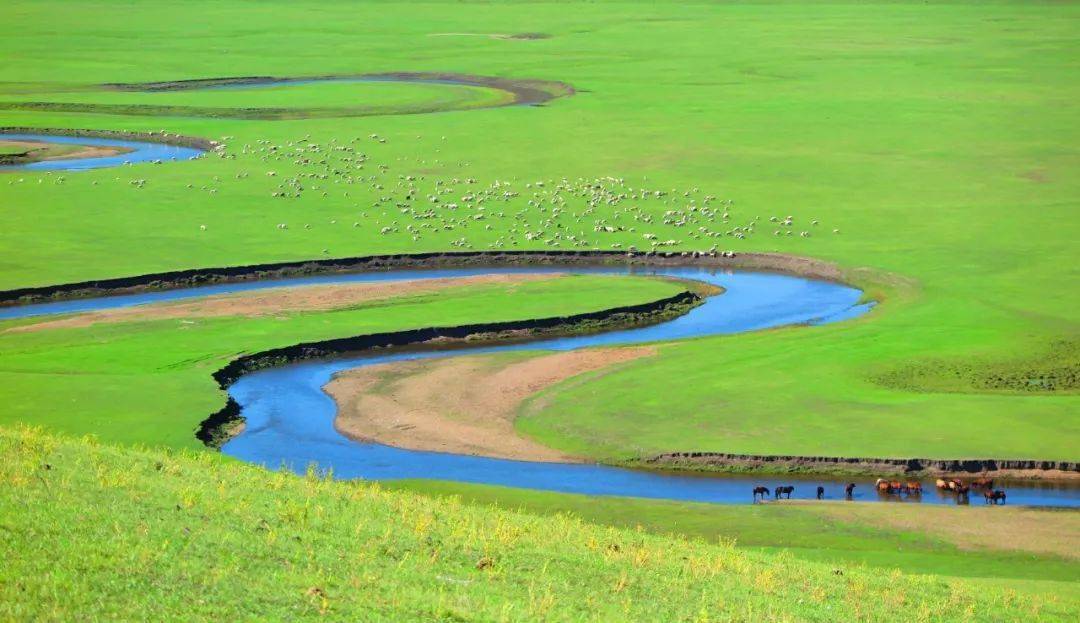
0 81 513 119
2 424 1072 621
391 480 1080 594
0 141 30 156
1 0 1076 461
0 1 1077 614
0 81 510 110
0 139 83 160
0 273 684 448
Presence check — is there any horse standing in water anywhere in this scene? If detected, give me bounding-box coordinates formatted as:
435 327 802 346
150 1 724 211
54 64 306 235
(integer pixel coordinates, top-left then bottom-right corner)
752 486 771 502
984 490 1007 505
816 486 825 500
774 485 794 500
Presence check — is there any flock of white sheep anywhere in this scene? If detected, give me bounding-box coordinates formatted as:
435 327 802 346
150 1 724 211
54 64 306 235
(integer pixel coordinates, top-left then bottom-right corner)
8 132 839 252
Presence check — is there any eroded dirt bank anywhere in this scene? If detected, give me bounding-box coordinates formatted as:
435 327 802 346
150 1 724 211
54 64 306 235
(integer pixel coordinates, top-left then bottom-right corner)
8 273 560 333
327 347 654 462
103 72 574 107
0 250 853 307
197 290 701 446
0 126 218 151
1 73 574 120
644 452 1080 480
0 139 132 165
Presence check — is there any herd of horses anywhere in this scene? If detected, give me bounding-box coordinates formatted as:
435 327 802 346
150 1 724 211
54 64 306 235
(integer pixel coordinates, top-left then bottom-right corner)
752 477 1008 504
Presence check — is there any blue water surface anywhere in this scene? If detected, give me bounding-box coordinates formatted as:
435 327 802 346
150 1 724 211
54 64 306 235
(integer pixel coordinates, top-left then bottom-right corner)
6 264 1073 506
0 133 204 171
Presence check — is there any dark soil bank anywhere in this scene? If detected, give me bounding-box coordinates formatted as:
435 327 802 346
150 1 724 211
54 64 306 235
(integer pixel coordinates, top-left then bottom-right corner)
103 72 574 106
197 290 701 446
0 250 844 307
0 126 218 151
645 452 1080 479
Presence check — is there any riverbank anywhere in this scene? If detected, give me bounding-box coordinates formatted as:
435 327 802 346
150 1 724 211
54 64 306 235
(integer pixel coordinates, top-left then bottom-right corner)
327 346 656 462
199 288 703 446
638 451 1080 482
9 423 1066 621
0 249 878 306
0 138 133 165
0 126 219 151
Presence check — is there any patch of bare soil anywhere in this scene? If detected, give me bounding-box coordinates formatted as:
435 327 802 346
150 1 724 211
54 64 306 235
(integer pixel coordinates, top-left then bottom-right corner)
327 347 655 462
429 32 551 40
806 503 1080 560
46 144 132 161
0 139 131 165
9 273 559 333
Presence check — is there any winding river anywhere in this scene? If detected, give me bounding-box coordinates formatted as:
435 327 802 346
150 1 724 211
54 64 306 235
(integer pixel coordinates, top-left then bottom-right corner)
0 132 204 171
4 264 1078 507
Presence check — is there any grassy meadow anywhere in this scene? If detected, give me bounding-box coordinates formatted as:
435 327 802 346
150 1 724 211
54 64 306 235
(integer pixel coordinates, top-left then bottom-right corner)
0 274 683 447
1 0 1077 618
3 424 1074 621
393 480 1080 593
1 0 1076 461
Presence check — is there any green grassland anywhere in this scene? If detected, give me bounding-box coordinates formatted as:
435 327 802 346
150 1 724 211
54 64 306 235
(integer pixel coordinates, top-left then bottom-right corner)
0 81 514 119
3 424 1074 621
1 0 1077 462
1 1 1078 617
0 142 29 156
0 139 83 160
0 82 510 111
392 480 1080 593
0 274 685 448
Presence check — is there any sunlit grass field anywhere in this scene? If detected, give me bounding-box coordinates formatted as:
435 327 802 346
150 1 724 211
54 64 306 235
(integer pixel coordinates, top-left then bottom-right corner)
3 425 1073 621
1 0 1077 617
1 0 1075 461
0 274 682 447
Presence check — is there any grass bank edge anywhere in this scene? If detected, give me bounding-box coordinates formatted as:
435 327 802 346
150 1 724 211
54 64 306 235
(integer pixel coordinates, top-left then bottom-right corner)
2 423 1072 621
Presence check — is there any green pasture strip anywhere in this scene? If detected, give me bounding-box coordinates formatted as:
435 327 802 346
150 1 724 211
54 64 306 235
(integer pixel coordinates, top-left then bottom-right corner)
0 1 1074 464
1 424 1071 621
518 315 1080 462
0 274 684 448
390 479 1080 603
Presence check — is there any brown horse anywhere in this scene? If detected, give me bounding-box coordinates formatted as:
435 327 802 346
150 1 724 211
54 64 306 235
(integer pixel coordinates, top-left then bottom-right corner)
752 486 770 501
876 479 894 494
905 481 923 495
844 483 856 498
774 485 794 499
936 478 964 491
972 477 994 489
984 490 1007 505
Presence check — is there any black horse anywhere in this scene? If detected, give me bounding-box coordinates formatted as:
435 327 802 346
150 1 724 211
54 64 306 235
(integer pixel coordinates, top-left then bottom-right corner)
844 483 856 498
774 485 794 500
816 486 825 500
984 490 1007 505
752 486 770 501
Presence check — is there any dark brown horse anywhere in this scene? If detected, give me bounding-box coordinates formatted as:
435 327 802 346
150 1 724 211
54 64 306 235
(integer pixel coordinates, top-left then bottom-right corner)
984 490 1007 505
972 477 995 490
774 485 794 499
816 486 825 500
844 483 856 498
752 486 770 501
